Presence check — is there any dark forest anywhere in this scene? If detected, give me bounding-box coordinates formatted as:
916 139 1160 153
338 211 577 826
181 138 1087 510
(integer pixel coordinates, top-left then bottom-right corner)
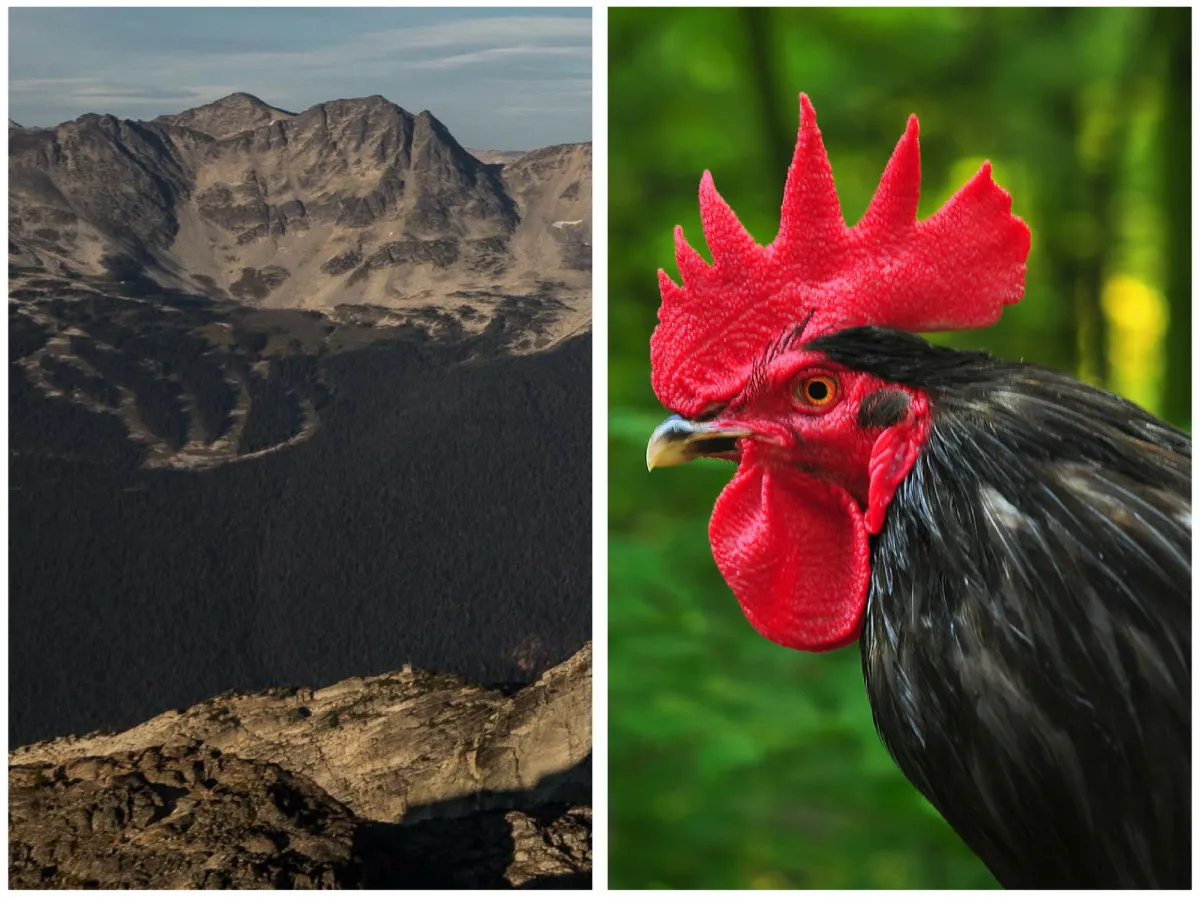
9 290 591 747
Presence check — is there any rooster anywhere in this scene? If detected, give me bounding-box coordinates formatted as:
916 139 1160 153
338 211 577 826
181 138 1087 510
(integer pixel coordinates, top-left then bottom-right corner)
645 95 1190 889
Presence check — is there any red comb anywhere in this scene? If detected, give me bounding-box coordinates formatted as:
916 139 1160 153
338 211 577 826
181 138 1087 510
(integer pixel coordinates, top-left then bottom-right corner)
651 94 1031 417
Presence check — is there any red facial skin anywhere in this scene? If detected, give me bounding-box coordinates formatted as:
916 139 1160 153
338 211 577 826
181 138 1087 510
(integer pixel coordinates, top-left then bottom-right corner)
701 349 930 652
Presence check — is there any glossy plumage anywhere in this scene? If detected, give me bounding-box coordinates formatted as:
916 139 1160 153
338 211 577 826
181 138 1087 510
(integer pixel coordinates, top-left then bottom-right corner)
813 327 1191 889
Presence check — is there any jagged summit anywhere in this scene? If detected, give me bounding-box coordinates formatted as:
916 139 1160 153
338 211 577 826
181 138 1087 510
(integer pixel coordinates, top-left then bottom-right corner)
208 90 282 109
317 94 401 114
156 91 296 139
415 108 459 142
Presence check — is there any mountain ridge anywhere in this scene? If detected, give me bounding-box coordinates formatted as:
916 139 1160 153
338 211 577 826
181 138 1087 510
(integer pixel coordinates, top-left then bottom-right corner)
10 93 591 345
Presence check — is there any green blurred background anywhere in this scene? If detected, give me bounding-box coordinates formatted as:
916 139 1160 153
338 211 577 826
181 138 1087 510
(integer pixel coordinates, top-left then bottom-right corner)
608 7 1191 890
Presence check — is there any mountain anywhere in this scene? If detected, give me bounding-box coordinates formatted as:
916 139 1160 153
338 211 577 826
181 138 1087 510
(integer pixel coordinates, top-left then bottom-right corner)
10 646 591 888
9 93 591 344
154 91 295 139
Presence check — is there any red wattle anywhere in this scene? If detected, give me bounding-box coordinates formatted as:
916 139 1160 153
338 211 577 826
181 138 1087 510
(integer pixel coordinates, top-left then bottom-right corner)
709 449 871 652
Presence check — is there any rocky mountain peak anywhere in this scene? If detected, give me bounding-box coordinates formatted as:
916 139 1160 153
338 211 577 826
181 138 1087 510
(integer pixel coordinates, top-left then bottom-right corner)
157 91 295 139
222 91 273 106
414 109 460 147
318 94 403 118
281 96 422 163
76 111 121 130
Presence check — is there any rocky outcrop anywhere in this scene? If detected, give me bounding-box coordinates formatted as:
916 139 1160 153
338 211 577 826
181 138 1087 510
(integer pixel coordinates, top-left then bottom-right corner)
9 644 591 889
10 746 362 889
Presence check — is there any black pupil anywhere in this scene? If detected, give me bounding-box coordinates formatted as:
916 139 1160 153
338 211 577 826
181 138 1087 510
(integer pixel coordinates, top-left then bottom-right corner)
807 380 829 401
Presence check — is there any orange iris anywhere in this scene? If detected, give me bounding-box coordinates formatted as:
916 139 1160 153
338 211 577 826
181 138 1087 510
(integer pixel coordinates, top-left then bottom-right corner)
795 375 838 408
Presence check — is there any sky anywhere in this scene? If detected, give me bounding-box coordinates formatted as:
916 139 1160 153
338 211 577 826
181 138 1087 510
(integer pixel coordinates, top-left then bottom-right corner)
8 8 591 150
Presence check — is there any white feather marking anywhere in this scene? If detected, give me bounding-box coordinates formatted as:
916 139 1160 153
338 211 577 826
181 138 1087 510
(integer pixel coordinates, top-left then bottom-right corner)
980 485 1027 532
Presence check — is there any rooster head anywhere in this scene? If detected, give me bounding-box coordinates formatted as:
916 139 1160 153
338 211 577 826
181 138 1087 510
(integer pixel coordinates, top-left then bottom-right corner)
646 94 1031 652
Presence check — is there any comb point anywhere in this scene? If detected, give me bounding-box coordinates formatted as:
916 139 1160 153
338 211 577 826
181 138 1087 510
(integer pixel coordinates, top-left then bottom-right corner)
699 170 757 272
674 223 709 284
777 94 843 260
856 111 922 238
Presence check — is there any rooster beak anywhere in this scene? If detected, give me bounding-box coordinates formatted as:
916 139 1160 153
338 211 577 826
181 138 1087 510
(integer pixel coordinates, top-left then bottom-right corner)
646 415 751 471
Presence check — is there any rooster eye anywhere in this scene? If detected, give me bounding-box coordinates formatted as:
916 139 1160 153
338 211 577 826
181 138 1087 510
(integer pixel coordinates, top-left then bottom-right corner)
794 375 838 409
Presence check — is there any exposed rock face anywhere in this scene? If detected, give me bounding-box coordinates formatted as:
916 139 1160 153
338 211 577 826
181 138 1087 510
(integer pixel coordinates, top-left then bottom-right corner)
9 644 591 889
9 113 191 268
502 142 593 276
10 746 361 889
155 92 295 140
12 644 592 822
9 93 591 343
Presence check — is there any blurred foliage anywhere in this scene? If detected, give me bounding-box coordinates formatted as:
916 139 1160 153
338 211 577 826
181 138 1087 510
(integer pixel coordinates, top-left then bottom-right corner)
608 7 1190 890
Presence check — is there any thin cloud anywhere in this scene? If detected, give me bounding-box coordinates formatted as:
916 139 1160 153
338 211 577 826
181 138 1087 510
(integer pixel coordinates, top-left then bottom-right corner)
358 16 590 49
10 77 102 90
12 79 211 108
499 106 591 116
157 17 589 77
406 44 591 71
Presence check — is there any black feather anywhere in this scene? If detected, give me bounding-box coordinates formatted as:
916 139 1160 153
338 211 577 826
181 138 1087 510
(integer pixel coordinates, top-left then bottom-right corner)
811 327 1191 889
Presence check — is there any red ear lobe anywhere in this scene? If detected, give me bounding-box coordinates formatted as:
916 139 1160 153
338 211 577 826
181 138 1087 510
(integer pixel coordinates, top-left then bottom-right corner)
865 394 930 534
